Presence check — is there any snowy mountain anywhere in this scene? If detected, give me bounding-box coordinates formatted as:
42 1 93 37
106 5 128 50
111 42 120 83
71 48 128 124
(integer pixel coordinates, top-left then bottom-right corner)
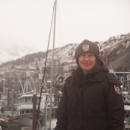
0 32 130 73
45 32 130 72
100 33 130 71
0 43 35 64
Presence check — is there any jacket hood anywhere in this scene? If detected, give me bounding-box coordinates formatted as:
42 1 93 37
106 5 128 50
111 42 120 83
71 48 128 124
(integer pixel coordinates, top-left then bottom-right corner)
78 66 109 83
91 56 107 73
68 57 108 88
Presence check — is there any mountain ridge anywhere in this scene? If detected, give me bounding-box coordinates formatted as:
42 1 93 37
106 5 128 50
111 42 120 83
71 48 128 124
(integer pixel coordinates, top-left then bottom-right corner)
0 32 130 72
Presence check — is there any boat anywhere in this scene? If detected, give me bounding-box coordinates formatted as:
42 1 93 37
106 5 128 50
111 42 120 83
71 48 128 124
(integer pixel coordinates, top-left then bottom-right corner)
14 63 56 127
15 92 49 127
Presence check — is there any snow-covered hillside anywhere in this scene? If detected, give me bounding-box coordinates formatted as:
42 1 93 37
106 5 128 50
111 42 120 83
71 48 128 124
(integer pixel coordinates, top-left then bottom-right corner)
35 32 130 73
0 32 130 73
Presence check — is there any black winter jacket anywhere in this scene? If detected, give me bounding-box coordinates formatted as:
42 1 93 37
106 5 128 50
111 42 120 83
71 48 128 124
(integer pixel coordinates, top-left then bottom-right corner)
55 68 124 130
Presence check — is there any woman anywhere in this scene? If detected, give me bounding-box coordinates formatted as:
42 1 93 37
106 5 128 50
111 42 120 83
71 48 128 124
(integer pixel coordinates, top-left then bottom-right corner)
55 40 124 130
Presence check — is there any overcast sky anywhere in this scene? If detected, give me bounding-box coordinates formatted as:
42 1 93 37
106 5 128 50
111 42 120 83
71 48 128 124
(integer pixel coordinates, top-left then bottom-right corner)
0 0 130 52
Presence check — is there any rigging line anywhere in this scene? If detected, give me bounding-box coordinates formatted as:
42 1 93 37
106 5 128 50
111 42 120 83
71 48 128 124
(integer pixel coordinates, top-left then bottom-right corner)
18 76 24 93
35 2 55 129
57 1 64 48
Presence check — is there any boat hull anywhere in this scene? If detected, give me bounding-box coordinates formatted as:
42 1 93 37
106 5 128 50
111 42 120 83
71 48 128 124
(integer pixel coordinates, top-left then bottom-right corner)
18 114 44 127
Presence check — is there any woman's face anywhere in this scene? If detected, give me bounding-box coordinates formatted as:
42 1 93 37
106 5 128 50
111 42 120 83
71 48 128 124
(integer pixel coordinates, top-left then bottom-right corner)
78 52 97 74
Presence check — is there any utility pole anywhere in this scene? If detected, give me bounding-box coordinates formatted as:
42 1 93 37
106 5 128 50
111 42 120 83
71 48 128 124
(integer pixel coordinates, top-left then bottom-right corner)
7 88 9 109
32 91 37 130
11 89 14 122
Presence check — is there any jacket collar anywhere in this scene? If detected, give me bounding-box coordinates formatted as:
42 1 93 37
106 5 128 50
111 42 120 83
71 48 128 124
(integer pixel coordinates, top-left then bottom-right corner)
78 67 109 83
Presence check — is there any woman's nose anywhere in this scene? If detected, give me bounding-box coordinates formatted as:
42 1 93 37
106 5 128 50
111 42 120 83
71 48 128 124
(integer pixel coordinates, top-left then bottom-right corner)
84 55 89 60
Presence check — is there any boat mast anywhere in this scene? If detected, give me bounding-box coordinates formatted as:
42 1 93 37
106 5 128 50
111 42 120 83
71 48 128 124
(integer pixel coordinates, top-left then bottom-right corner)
48 0 57 129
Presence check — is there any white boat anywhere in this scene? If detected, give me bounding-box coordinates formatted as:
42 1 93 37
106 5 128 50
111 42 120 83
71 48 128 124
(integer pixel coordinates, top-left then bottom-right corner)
0 94 7 110
15 91 54 127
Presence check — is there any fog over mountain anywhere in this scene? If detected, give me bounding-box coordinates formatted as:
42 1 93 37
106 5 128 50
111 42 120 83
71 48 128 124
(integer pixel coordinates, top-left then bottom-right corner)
0 43 35 64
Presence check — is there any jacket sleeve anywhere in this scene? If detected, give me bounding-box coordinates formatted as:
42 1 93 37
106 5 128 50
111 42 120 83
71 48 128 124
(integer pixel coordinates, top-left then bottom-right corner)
55 85 68 130
105 73 124 130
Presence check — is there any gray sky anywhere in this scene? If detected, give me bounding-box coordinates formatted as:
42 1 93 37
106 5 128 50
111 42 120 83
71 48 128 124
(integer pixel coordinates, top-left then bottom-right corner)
0 0 130 52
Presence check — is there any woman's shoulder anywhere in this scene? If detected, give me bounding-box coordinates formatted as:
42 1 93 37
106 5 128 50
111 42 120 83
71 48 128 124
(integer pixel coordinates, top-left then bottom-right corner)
105 73 122 86
61 76 72 93
65 76 71 82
